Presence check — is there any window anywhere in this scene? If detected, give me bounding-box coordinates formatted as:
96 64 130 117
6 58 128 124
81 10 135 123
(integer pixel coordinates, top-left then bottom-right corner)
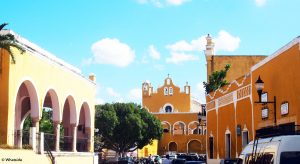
165 105 172 113
245 153 274 164
167 79 170 85
169 87 173 95
164 87 168 95
225 133 231 159
209 137 214 159
280 152 300 164
242 131 249 148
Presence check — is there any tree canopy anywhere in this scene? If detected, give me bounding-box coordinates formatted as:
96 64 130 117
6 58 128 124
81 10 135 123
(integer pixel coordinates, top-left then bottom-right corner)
0 23 25 64
94 103 163 156
203 64 231 94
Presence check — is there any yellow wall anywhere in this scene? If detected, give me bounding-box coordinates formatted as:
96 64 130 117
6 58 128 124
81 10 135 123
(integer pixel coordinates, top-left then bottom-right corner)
206 37 300 161
0 50 10 143
142 77 190 113
142 77 206 155
207 55 266 83
138 140 158 157
206 75 252 159
252 42 300 130
0 35 96 150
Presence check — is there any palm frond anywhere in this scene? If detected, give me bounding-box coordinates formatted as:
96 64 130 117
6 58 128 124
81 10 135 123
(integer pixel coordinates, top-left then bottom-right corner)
0 23 8 31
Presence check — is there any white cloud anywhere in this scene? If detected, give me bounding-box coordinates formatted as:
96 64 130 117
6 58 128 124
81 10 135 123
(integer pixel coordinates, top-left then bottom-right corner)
137 0 190 7
166 0 189 6
148 45 161 60
128 88 142 101
106 87 121 98
166 30 240 55
214 30 240 52
193 82 206 104
91 38 135 67
255 0 267 7
166 37 206 52
166 52 199 64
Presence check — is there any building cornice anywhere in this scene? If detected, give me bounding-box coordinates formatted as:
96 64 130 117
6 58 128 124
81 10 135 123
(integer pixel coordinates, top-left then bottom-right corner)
251 36 300 71
0 30 96 85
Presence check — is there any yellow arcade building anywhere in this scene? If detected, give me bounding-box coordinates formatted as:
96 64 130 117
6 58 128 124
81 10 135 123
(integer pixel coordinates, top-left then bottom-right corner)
0 30 96 163
141 76 206 156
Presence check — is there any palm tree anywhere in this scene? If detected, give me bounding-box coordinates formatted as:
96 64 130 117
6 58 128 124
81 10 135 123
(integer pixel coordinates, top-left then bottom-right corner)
0 23 25 64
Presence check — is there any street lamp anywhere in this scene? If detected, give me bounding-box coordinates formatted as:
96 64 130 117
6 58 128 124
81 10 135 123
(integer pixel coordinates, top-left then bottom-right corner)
254 76 277 126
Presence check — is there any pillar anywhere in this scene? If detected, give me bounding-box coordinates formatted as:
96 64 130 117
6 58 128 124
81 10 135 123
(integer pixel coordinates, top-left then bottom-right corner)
71 124 77 152
54 121 60 152
16 130 22 149
32 117 40 133
86 127 92 152
29 127 37 152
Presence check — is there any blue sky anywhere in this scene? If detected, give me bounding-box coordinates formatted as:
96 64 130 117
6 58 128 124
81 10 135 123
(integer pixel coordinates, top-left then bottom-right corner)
1 0 299 104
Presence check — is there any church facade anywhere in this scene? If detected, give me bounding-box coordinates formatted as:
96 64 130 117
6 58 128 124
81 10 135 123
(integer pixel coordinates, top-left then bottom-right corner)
142 76 206 156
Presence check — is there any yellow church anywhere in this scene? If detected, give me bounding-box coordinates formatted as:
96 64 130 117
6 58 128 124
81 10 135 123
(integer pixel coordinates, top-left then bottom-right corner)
0 30 96 163
141 76 206 156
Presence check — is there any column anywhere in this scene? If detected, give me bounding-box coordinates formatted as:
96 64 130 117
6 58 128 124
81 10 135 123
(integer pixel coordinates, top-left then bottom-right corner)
86 127 92 152
54 121 61 152
71 124 77 152
32 117 40 133
16 130 22 149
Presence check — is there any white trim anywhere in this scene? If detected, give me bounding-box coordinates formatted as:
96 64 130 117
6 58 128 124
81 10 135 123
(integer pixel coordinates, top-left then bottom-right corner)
1 30 95 85
206 73 250 99
251 36 300 71
173 121 186 135
225 130 231 159
162 103 174 113
187 121 199 135
161 121 172 133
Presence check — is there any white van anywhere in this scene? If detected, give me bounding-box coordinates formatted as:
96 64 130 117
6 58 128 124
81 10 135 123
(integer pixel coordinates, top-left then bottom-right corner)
238 135 300 164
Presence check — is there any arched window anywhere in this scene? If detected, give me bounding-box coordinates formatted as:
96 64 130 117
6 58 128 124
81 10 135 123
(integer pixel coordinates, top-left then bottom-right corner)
169 87 173 95
165 105 172 113
164 87 168 95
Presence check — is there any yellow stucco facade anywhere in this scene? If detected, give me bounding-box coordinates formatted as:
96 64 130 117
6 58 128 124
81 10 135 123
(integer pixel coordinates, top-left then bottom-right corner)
206 36 300 163
142 77 206 155
0 30 96 154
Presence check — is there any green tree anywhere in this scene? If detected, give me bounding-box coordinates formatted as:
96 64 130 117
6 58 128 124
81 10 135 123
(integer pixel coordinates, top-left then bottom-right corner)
203 64 231 94
94 103 163 156
0 23 25 64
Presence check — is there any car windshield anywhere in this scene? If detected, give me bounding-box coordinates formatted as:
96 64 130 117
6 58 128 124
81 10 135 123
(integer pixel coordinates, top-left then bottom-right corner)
280 151 300 164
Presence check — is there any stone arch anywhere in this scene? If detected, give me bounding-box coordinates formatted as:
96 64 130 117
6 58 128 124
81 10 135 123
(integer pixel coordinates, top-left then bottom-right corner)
187 139 202 154
173 121 186 135
77 102 91 152
43 89 60 122
168 141 177 152
188 121 199 134
61 95 77 151
162 103 174 113
161 121 171 133
14 80 40 148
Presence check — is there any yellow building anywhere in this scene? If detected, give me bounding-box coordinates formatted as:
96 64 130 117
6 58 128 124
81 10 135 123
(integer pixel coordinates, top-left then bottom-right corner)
0 30 96 163
205 34 266 82
142 76 206 156
206 36 300 164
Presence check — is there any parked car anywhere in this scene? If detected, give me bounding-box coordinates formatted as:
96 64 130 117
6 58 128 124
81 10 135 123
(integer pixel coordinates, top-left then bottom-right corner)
118 157 134 164
238 135 300 164
220 158 239 164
